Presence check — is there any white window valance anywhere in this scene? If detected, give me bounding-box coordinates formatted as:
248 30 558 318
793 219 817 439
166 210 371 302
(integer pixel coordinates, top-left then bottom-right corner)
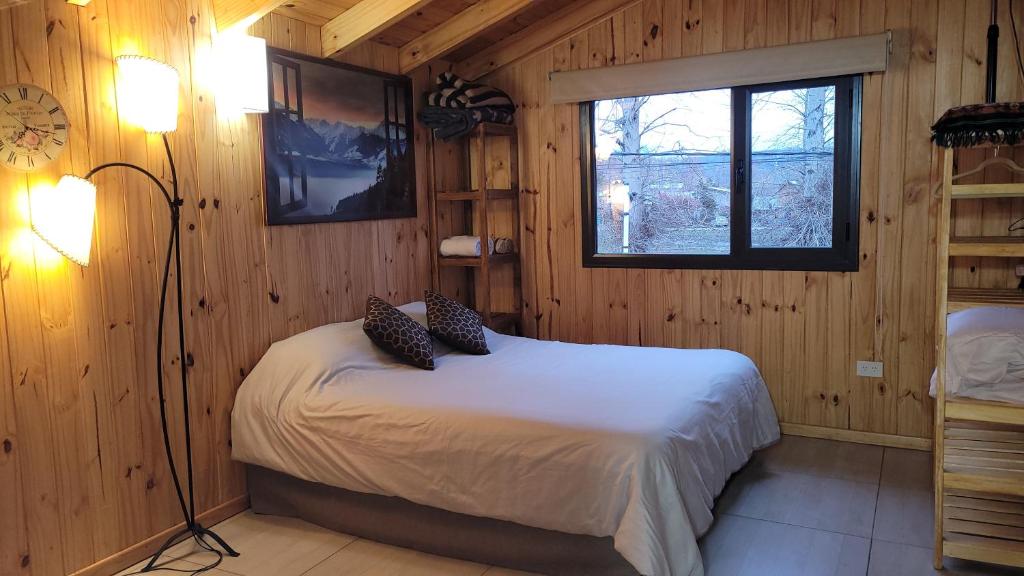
549 32 890 104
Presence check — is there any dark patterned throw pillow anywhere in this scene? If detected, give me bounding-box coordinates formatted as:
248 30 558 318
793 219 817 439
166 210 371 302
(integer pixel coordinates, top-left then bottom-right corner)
425 290 490 355
363 296 435 370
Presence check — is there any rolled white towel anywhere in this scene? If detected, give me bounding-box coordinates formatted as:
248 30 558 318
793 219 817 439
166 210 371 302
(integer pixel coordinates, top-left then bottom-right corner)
440 235 494 257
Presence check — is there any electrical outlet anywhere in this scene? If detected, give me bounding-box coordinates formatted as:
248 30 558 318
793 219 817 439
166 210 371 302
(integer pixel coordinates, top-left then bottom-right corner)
856 361 884 378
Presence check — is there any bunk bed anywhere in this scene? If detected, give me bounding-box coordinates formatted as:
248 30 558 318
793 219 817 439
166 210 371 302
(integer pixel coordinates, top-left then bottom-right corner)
933 142 1024 570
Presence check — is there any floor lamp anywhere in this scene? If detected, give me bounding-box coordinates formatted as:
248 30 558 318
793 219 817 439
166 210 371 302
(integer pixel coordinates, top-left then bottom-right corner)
30 55 238 572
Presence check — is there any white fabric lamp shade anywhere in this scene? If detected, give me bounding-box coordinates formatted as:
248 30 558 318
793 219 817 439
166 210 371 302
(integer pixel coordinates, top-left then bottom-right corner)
215 33 269 114
116 55 179 133
31 175 97 267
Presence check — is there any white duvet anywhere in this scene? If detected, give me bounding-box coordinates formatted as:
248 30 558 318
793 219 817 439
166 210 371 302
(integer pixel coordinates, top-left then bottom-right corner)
231 303 780 576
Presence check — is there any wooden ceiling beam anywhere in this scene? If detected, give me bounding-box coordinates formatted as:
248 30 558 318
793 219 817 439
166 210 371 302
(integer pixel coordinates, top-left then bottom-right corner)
322 0 435 58
214 0 289 33
398 0 537 74
455 0 640 80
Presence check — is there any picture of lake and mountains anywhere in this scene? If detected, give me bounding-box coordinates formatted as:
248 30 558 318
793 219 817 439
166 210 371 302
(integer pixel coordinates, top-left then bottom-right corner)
262 49 416 225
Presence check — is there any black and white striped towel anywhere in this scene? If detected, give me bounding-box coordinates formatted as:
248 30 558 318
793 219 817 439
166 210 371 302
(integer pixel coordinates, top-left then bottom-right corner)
426 72 516 111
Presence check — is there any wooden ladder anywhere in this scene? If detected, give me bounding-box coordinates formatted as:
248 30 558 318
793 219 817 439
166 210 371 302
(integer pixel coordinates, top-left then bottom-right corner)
933 146 1024 571
428 123 523 333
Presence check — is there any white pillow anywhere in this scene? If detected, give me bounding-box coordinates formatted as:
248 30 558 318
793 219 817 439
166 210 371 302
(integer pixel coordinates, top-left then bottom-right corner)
930 307 1024 403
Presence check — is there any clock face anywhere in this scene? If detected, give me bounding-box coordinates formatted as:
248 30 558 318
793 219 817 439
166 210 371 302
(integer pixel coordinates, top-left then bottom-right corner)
0 83 69 172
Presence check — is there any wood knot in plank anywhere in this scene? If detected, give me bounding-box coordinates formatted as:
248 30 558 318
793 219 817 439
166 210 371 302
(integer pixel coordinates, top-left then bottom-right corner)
2 438 12 453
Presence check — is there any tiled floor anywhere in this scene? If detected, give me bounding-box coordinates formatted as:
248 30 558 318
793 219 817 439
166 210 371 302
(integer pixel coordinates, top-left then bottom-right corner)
118 436 1024 576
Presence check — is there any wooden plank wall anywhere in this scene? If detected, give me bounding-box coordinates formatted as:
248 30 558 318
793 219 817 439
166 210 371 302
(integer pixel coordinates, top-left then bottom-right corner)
484 0 1024 441
0 2 431 574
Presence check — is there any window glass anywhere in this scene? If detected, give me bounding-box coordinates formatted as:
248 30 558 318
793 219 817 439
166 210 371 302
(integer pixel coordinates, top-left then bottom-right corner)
750 85 836 248
593 89 732 255
583 76 860 271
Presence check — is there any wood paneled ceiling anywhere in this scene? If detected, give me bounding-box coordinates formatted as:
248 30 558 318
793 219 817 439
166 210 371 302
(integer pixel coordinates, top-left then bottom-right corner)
271 0 574 69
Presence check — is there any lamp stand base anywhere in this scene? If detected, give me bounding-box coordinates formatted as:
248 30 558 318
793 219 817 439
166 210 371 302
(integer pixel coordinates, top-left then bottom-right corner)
141 522 240 572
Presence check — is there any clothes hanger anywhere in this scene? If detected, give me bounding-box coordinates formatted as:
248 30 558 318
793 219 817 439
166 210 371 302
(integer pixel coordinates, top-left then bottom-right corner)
951 146 1024 181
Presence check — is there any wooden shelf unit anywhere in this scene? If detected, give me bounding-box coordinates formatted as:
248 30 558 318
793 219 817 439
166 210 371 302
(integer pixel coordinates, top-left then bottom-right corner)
428 123 522 333
934 146 1024 571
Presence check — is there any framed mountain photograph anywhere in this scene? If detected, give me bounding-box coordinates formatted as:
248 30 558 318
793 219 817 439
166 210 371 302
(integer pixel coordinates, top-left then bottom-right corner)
262 48 416 225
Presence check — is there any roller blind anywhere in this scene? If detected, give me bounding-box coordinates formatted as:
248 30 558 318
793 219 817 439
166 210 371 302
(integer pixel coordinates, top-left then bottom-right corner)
549 32 890 104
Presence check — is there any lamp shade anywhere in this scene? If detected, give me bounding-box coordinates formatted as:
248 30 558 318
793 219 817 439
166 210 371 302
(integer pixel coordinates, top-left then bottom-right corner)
214 33 269 114
31 175 97 266
116 55 179 133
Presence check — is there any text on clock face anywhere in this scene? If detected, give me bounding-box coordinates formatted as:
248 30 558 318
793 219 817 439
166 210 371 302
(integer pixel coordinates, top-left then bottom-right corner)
0 83 69 171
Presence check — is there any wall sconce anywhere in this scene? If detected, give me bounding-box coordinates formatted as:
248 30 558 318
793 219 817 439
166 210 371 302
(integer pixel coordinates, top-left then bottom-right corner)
214 32 268 114
29 54 238 572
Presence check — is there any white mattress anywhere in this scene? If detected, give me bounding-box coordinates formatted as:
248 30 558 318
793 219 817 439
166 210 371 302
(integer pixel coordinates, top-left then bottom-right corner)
231 303 780 576
930 307 1024 404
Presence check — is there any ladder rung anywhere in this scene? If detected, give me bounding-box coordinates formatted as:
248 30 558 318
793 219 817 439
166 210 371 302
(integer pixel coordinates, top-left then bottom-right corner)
952 183 1024 199
949 237 1024 258
945 470 1024 498
948 288 1024 312
946 399 1024 426
943 533 1024 568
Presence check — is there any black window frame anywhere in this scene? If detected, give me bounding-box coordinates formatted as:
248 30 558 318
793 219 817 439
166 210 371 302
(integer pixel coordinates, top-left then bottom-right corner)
580 75 862 271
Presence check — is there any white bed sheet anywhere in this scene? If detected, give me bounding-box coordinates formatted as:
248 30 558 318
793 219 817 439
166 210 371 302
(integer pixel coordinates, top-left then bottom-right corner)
929 307 1024 405
231 304 780 576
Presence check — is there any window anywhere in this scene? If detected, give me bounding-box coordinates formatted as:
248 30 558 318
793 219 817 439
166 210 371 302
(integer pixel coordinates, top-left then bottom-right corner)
581 76 861 271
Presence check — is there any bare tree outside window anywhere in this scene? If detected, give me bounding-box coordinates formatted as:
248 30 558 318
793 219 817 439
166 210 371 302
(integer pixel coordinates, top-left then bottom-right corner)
594 89 731 255
750 86 835 248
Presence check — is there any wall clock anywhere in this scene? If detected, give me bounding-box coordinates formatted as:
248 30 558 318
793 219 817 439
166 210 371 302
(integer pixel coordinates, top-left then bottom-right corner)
0 83 69 172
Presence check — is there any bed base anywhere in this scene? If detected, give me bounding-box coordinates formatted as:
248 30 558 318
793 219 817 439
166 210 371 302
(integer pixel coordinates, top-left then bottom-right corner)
247 465 640 576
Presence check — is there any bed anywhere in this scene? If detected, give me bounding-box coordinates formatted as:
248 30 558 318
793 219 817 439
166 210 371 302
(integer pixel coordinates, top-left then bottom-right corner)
231 302 780 576
929 306 1024 404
